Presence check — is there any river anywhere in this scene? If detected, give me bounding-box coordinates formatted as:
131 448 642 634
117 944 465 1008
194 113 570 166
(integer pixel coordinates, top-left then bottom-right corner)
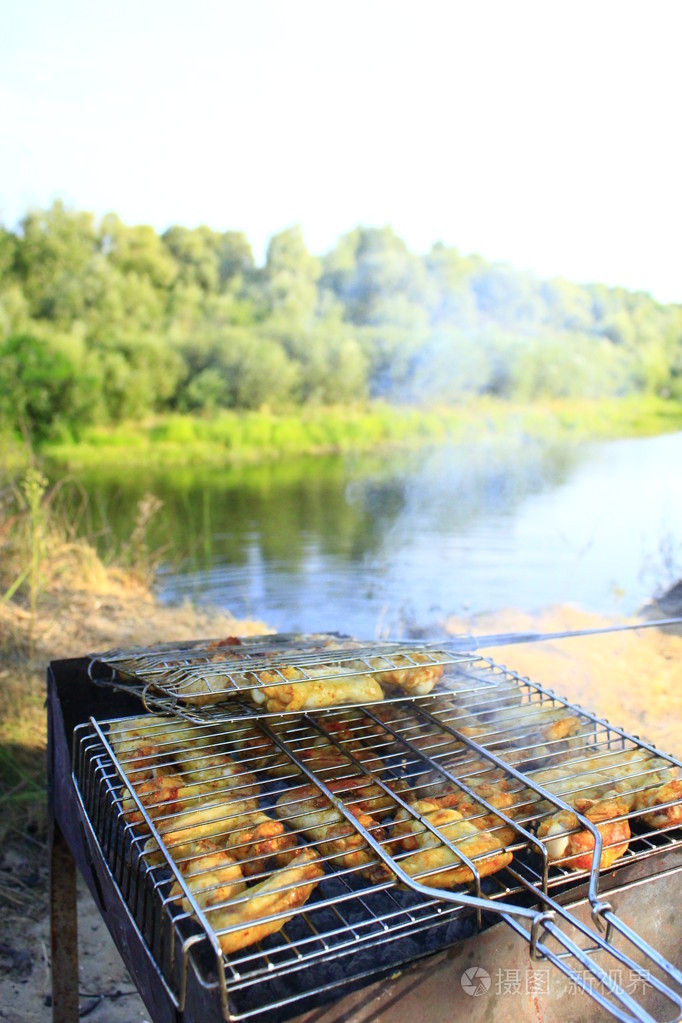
68 429 682 638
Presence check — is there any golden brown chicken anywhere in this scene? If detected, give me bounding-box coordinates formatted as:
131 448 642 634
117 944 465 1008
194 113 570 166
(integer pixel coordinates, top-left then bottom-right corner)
108 723 175 782
536 797 631 871
250 665 385 713
169 845 324 955
170 842 246 914
388 799 513 889
422 785 520 847
229 719 387 784
631 779 682 829
274 781 393 883
143 795 296 875
120 772 217 825
142 639 454 710
115 736 295 877
365 651 446 696
128 716 261 801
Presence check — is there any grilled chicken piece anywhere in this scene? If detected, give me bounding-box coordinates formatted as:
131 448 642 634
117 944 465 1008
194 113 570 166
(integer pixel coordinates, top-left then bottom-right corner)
419 753 512 798
422 785 519 846
365 652 446 696
592 749 674 793
632 780 682 829
224 818 299 875
170 844 246 913
169 844 323 955
118 757 295 877
130 717 261 801
534 713 584 742
425 701 585 766
314 712 390 762
231 721 387 783
536 797 631 871
123 639 451 709
250 665 385 713
144 637 367 705
498 711 585 769
406 723 490 768
120 772 219 824
274 782 393 882
522 746 678 816
389 799 513 889
302 775 406 816
522 761 609 810
145 796 296 874
220 725 294 777
298 743 387 782
108 724 175 782
204 848 324 955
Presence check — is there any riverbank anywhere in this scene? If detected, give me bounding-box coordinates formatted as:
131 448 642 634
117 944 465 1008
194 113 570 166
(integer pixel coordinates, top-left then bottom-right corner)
4 394 681 473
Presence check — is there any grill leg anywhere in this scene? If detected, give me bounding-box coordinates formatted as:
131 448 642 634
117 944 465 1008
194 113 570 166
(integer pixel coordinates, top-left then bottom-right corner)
50 818 79 1023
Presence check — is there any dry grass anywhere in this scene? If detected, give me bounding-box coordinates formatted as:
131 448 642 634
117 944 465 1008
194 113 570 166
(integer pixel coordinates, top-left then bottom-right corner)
0 473 271 919
0 586 271 921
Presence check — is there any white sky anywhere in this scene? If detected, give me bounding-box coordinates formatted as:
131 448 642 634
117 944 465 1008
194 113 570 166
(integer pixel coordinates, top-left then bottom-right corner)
2 0 681 301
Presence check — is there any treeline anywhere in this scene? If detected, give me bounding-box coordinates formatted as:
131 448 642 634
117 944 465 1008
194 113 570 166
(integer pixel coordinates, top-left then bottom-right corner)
1 201 681 443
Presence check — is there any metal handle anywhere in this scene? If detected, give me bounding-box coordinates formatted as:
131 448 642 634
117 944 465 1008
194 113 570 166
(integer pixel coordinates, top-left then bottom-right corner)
260 716 682 1023
450 616 682 652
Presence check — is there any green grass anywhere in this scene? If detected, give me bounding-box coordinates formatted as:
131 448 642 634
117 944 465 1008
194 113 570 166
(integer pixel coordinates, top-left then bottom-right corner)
38 396 682 471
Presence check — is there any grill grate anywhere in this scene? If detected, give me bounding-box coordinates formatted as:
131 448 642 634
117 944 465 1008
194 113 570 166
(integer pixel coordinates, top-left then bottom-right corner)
87 634 476 714
73 650 682 1022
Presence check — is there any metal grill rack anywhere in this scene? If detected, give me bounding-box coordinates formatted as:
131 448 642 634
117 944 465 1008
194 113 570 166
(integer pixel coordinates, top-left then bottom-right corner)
87 634 472 715
72 650 682 1023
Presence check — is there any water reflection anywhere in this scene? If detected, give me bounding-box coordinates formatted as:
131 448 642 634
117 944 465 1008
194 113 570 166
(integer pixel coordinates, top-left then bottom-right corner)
62 432 595 636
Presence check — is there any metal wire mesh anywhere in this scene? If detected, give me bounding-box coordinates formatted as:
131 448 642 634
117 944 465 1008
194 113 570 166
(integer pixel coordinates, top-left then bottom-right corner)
87 633 478 714
73 651 682 1022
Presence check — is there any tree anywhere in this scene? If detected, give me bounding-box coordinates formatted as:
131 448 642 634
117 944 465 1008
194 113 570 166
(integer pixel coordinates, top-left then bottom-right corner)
264 225 321 329
0 333 85 441
424 243 478 327
14 201 98 325
221 331 300 409
162 225 221 292
217 231 255 288
321 226 429 327
0 225 17 281
100 214 177 289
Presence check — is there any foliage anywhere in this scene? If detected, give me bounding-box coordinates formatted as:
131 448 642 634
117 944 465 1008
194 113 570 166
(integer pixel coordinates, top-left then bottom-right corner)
0 202 681 445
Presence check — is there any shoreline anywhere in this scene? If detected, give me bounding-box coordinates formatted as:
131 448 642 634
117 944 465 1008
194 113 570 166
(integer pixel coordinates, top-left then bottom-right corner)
3 395 681 474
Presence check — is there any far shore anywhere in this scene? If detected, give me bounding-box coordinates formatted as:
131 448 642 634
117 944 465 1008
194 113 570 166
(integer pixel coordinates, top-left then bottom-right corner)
3 394 682 474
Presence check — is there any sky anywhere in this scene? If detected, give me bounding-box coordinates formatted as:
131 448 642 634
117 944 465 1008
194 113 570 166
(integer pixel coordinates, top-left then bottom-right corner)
2 0 681 302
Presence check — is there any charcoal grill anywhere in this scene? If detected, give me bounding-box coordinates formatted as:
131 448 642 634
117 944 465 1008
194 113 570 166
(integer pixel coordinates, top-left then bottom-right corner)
48 633 682 1023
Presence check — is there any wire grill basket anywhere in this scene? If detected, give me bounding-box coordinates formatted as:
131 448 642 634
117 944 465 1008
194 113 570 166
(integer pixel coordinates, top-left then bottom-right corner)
74 646 682 1023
